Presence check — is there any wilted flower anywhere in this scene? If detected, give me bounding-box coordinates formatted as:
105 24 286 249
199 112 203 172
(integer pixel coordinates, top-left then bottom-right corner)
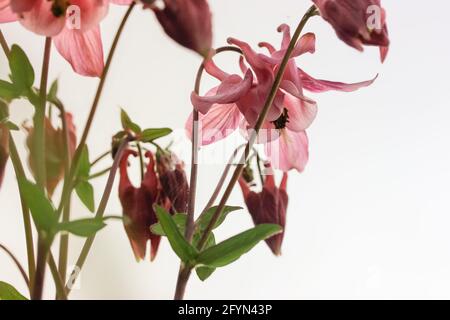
312 0 390 62
239 165 288 256
149 0 213 56
25 113 77 197
188 24 374 172
156 151 189 214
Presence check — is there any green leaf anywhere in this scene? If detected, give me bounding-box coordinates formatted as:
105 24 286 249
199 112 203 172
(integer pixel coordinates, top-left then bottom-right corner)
58 218 106 237
0 281 28 300
140 128 172 142
121 109 141 134
155 206 197 263
17 178 58 233
9 44 34 93
150 213 187 236
196 266 216 281
195 234 216 281
77 145 91 179
75 181 95 213
48 79 58 102
196 224 282 268
0 79 19 101
196 206 242 232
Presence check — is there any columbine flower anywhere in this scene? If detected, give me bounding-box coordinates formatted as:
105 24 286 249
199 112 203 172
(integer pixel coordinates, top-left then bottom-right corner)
312 0 390 62
0 121 9 189
25 113 77 197
156 151 189 214
188 24 375 171
0 0 129 76
239 164 288 256
149 0 213 56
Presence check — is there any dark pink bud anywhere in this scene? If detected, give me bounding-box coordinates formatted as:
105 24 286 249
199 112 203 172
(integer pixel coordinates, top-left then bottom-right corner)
313 0 390 62
119 150 163 261
156 151 189 214
239 170 288 256
151 0 213 57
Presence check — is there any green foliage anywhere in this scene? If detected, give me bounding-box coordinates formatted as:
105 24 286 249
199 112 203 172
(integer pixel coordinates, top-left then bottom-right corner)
196 206 242 232
0 281 28 300
196 224 282 268
17 178 58 235
74 145 95 213
9 45 34 94
58 218 107 237
140 128 172 142
154 206 198 264
121 109 141 134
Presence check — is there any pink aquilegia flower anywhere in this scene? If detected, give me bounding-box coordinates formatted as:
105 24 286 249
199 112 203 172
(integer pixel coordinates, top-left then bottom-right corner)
0 0 129 77
238 164 288 256
312 0 390 62
188 24 375 172
149 0 213 57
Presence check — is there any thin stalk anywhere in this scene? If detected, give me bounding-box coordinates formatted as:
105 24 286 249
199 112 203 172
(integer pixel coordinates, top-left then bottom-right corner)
91 150 111 167
65 137 132 295
0 29 10 57
54 102 71 297
31 36 52 301
48 252 68 300
0 244 30 288
57 3 136 219
174 5 318 300
137 142 145 182
8 133 36 289
88 167 112 180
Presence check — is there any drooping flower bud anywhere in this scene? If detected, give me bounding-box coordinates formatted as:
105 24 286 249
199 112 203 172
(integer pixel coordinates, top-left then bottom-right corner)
25 113 77 196
150 0 213 57
156 151 189 214
119 150 165 261
239 166 288 256
312 0 390 62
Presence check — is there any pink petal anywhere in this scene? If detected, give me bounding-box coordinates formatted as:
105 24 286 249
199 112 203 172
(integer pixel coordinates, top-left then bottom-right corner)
185 102 242 146
53 26 104 77
265 129 309 172
71 0 109 32
19 0 65 36
204 58 229 81
0 1 17 23
281 87 318 132
191 70 253 114
299 69 377 93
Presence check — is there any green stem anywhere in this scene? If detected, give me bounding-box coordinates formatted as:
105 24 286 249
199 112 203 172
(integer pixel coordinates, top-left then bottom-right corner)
0 29 10 57
64 137 132 296
137 142 145 182
48 252 68 300
8 135 36 289
30 36 52 301
88 167 112 180
91 150 111 167
57 3 135 219
54 102 71 298
0 244 30 288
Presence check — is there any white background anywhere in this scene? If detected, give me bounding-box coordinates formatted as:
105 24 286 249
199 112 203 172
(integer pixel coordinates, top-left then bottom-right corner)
1 0 450 299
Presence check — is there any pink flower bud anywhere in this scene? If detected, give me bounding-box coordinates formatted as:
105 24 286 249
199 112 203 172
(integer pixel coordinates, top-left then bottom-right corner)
239 168 288 256
151 0 213 57
156 151 189 214
313 0 390 62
